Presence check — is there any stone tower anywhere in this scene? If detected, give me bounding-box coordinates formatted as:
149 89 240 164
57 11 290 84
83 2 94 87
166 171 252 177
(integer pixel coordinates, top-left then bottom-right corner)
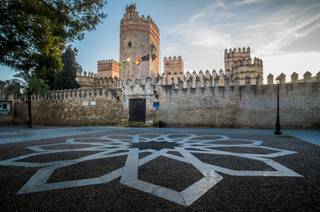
120 4 160 81
224 47 251 72
224 47 263 85
163 56 184 75
97 59 119 78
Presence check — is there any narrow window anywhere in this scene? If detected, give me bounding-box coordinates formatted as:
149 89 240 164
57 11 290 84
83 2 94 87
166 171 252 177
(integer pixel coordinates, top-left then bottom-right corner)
128 41 132 48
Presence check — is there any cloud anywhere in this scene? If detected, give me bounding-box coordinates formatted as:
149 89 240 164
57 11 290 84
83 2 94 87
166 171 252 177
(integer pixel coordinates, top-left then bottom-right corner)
162 0 320 74
235 0 263 5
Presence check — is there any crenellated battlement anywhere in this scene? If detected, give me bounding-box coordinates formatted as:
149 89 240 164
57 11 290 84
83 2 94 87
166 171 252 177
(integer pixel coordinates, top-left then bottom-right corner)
120 4 159 34
163 56 184 75
97 59 118 65
25 87 122 102
225 47 250 58
97 59 119 78
164 56 183 63
75 69 320 92
267 71 320 84
76 71 97 78
160 70 319 89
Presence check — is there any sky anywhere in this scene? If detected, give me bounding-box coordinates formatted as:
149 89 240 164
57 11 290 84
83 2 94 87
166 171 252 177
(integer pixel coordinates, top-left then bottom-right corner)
1 0 320 81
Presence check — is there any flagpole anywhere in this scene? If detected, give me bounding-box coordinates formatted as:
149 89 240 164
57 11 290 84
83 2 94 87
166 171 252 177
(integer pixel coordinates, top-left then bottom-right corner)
149 51 151 78
140 60 142 79
129 58 132 79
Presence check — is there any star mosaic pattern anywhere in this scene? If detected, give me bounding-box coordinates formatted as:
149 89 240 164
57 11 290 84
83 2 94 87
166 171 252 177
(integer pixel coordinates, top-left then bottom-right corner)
0 133 302 206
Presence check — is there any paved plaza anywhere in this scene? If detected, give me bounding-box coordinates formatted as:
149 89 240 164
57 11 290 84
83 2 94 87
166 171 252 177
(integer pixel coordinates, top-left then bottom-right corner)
0 127 319 211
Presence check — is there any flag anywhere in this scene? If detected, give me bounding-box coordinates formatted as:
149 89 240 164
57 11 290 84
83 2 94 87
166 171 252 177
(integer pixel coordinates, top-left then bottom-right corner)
151 54 157 60
135 57 141 65
119 58 131 67
152 101 160 111
141 54 150 61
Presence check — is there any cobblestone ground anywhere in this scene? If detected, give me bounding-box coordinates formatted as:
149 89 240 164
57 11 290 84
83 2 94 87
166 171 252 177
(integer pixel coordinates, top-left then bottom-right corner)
0 127 319 211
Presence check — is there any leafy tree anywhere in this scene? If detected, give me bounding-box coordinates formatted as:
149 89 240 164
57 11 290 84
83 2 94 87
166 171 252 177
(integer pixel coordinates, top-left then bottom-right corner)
3 74 49 127
0 0 106 127
54 46 81 90
0 80 22 99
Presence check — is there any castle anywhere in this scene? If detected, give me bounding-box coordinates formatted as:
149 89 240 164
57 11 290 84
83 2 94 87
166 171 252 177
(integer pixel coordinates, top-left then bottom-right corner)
11 4 320 128
76 4 263 87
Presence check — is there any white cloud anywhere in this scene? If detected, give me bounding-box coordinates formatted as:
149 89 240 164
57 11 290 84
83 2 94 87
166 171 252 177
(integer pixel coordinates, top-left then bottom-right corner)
162 0 320 76
235 0 263 5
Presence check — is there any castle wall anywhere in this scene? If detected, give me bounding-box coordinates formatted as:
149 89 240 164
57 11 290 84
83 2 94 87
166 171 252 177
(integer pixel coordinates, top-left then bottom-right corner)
13 89 124 126
156 81 320 128
12 72 320 129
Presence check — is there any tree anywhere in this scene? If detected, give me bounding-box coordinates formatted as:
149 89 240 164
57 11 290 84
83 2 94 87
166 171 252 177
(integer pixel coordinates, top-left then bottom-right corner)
54 46 81 90
0 80 22 99
0 0 106 127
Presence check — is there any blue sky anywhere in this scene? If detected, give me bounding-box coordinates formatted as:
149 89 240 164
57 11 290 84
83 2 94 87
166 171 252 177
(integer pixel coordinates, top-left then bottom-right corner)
1 0 320 81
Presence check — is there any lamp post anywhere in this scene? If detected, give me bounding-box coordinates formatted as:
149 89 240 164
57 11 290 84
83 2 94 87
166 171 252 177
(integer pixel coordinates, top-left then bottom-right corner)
274 79 281 135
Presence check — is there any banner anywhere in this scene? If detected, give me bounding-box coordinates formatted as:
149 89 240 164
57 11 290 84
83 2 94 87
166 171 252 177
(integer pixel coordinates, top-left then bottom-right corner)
152 101 160 111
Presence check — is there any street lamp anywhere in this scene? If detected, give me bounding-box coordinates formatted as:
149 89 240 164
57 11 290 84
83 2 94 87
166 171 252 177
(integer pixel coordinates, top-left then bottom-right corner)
274 78 281 135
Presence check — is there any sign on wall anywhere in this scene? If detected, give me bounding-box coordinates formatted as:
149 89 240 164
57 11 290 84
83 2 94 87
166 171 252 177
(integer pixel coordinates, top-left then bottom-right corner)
152 101 160 111
0 101 11 115
82 100 96 106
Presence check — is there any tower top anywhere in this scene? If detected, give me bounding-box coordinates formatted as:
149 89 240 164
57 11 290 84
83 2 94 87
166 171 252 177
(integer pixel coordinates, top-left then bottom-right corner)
126 4 136 11
125 4 137 18
121 4 159 35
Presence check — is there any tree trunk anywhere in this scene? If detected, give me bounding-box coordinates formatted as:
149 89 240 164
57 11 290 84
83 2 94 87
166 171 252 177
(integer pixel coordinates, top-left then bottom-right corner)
27 92 32 128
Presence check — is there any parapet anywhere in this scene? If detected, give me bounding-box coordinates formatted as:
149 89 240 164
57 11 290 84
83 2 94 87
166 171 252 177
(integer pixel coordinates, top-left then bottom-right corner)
163 56 184 75
76 71 97 78
20 70 320 103
28 87 122 102
164 56 183 64
225 47 250 58
268 71 319 84
97 59 119 65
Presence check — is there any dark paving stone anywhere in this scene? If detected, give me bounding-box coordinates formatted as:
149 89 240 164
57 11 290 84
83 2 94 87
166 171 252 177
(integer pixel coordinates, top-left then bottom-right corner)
139 156 203 192
167 151 183 157
193 153 275 171
190 135 223 141
39 144 95 150
139 152 153 159
131 141 181 151
48 156 127 183
209 146 277 154
210 140 256 145
19 151 99 163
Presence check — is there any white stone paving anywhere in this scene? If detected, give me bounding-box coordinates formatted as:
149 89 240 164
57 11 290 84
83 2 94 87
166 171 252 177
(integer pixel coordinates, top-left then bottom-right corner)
0 133 302 206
